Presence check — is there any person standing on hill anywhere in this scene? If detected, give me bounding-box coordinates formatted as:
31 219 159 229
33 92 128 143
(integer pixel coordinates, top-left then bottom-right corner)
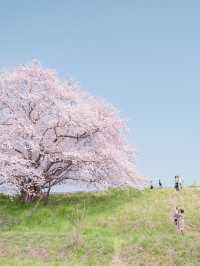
174 176 180 191
150 181 154 189
179 176 183 189
159 179 163 188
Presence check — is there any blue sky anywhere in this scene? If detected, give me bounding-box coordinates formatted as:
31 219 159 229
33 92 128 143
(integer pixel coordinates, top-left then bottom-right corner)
0 0 200 186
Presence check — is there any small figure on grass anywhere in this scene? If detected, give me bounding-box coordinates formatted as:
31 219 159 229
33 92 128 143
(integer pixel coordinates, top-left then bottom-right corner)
159 179 163 188
173 206 179 226
177 209 185 235
150 181 154 190
173 207 185 235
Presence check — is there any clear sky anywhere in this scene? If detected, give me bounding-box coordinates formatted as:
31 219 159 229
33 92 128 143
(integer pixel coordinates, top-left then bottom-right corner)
0 0 200 187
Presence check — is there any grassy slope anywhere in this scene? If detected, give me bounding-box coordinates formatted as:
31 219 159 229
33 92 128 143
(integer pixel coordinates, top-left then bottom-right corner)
0 188 200 266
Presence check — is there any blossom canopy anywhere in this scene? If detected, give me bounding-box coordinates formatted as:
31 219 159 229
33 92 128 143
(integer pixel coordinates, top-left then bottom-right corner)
0 62 142 201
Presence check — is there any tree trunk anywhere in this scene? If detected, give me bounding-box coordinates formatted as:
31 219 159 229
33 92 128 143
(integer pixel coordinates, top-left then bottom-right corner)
20 187 41 203
43 184 52 204
20 191 36 203
19 179 53 203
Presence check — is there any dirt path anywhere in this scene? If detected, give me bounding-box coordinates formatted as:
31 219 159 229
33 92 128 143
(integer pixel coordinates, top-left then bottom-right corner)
112 239 126 266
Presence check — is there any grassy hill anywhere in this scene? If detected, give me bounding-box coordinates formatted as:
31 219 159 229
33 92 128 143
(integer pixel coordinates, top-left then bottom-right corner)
0 188 200 266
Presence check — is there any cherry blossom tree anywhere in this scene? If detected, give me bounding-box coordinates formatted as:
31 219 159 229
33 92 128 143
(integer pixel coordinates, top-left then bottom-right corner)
0 62 141 202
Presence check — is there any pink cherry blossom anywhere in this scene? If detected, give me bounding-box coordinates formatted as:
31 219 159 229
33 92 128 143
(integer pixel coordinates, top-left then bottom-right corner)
0 61 143 202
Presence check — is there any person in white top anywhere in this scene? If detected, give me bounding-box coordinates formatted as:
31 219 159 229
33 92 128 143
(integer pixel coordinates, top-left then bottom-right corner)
179 176 183 189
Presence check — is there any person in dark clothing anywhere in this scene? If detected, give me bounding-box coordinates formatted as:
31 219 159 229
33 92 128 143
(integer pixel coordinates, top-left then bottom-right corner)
159 179 163 188
174 176 180 191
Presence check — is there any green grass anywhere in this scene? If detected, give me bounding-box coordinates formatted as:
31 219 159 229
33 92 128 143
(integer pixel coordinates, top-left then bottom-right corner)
0 188 200 265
